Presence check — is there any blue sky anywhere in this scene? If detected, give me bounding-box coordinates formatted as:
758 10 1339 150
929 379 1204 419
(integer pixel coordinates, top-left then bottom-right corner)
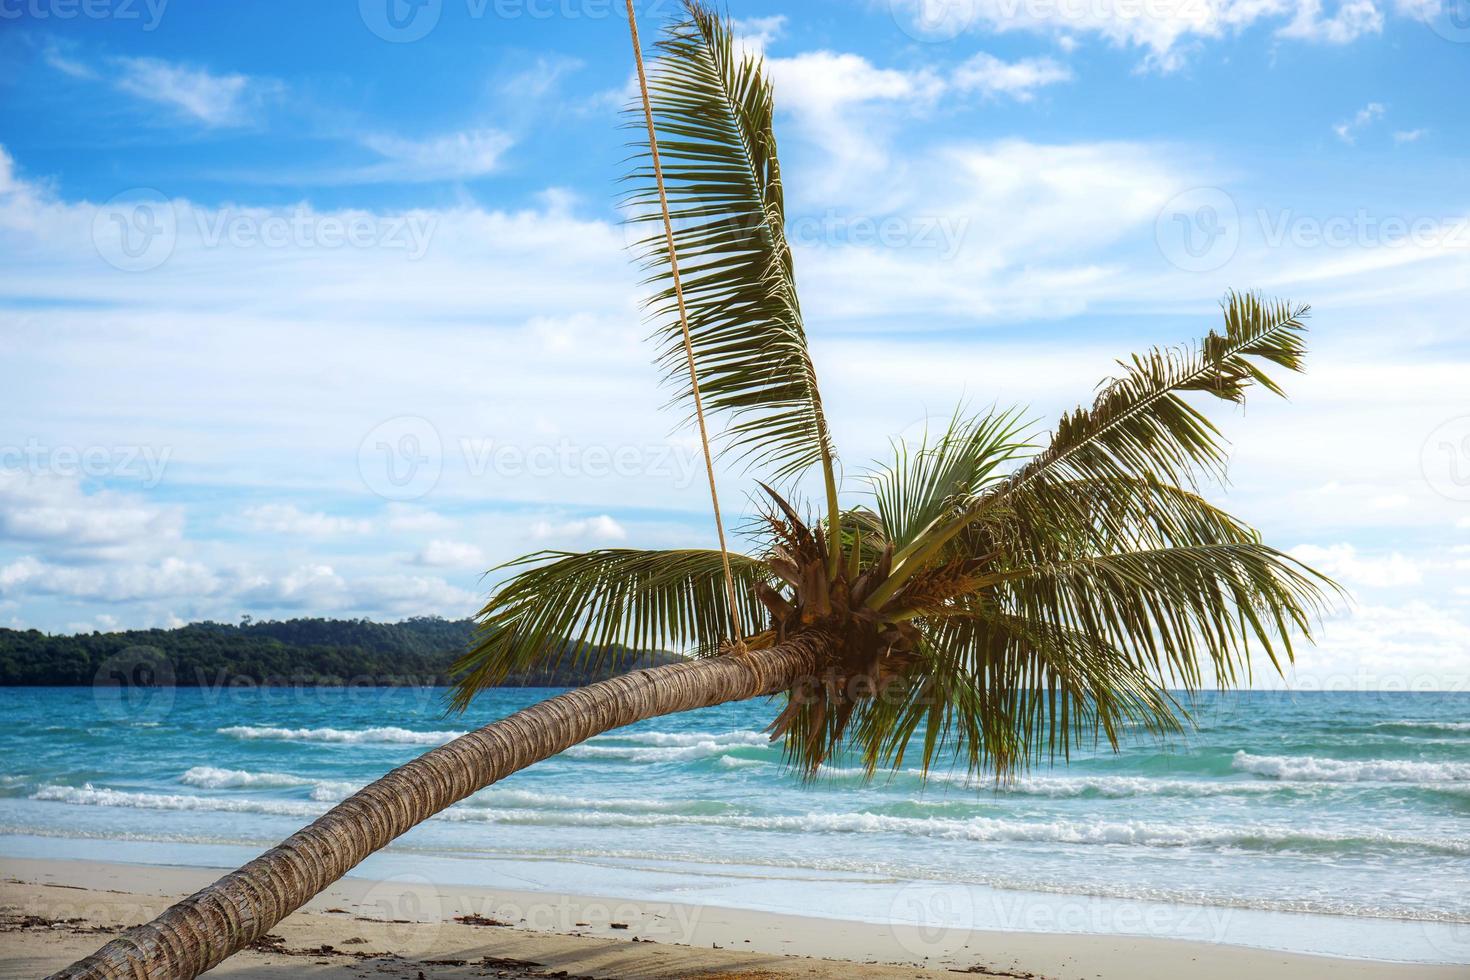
0 0 1467 688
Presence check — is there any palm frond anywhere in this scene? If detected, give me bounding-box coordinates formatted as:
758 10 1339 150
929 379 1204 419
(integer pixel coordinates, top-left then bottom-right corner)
839 614 1185 780
450 547 769 711
626 0 837 497
866 406 1033 554
873 293 1310 605
989 542 1334 687
1005 291 1309 496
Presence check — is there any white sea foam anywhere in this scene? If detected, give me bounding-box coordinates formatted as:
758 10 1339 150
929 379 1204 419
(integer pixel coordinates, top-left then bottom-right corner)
179 766 315 789
1232 751 1470 782
591 730 771 748
428 807 1469 854
33 781 1467 855
818 766 1294 798
32 784 324 818
1372 721 1470 733
563 737 768 763
216 725 464 745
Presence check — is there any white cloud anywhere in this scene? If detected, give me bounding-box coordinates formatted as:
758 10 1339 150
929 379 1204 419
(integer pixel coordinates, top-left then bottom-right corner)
1279 0 1384 42
730 14 788 51
889 0 1408 71
768 51 945 115
1393 128 1427 143
353 574 477 616
952 53 1073 100
42 46 98 80
112 57 263 127
529 515 627 543
1291 543 1422 587
0 556 220 602
353 129 514 183
1333 101 1385 143
765 51 945 177
242 504 373 537
414 539 486 568
0 473 182 559
1285 600 1470 690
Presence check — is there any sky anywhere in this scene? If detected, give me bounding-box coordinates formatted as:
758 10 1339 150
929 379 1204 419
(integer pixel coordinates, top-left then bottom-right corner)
0 0 1466 689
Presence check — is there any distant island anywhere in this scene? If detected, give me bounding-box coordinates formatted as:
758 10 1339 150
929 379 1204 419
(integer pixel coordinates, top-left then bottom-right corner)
0 617 685 687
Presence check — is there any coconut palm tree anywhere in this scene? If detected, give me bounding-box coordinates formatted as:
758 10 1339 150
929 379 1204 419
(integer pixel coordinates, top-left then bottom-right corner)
52 4 1333 978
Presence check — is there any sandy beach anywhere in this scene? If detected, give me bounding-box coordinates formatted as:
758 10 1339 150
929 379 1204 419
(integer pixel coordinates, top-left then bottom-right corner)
2 857 1462 980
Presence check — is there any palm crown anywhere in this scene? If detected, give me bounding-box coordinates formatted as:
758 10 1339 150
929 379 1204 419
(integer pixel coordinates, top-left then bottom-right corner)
453 1 1334 780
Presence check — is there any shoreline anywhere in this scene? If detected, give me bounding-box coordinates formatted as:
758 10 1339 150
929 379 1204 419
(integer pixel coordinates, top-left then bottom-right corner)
2 856 1464 980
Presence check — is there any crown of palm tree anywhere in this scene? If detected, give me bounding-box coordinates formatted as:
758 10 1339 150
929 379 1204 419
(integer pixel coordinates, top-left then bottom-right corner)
453 0 1336 779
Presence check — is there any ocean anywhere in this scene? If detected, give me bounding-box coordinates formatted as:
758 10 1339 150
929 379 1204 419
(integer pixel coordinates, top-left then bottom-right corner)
1 686 1466 964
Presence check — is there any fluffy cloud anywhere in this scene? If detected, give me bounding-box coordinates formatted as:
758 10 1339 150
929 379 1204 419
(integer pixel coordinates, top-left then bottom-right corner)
414 539 487 568
0 473 182 560
1290 543 1422 587
0 556 220 603
1285 600 1470 690
951 53 1073 100
242 504 373 537
1279 0 1384 42
887 0 1410 71
529 515 627 543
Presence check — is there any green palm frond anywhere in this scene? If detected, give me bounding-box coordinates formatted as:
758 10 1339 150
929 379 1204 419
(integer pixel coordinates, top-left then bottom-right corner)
1005 291 1308 496
990 542 1332 685
866 406 1033 553
871 293 1310 606
841 614 1184 780
450 547 769 711
627 1 838 502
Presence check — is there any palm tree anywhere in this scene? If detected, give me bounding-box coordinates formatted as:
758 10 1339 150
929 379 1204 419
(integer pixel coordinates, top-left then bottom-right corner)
52 5 1333 978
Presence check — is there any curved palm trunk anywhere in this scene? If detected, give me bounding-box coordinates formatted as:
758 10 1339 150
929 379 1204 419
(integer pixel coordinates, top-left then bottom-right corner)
51 634 831 980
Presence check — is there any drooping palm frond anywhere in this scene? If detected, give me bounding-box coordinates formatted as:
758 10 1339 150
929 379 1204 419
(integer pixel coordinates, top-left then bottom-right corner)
990 542 1331 684
838 612 1185 781
626 1 838 505
450 547 769 711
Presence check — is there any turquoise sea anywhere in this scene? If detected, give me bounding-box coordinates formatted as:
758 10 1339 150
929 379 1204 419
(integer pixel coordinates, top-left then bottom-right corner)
1 687 1466 964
